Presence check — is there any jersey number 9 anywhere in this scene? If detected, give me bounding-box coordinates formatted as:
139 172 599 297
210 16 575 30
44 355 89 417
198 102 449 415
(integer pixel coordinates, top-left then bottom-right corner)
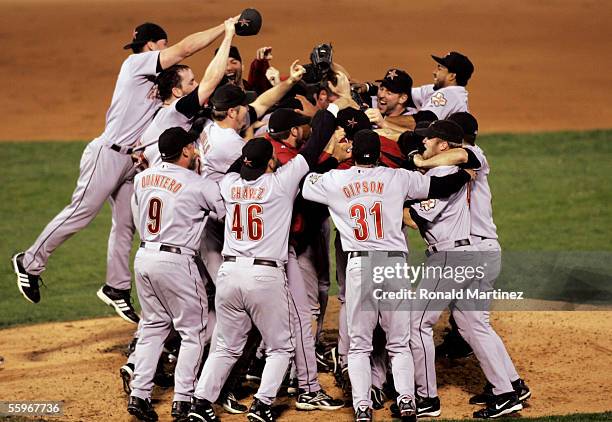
147 197 163 235
231 203 264 241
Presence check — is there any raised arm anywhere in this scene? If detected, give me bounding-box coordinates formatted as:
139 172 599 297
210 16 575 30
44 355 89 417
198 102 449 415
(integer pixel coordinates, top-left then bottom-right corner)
415 148 481 169
196 18 237 105
159 17 237 70
249 60 306 118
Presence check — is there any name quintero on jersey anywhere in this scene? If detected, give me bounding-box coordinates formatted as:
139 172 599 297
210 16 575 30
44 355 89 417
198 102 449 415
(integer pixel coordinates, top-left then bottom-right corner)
371 263 486 284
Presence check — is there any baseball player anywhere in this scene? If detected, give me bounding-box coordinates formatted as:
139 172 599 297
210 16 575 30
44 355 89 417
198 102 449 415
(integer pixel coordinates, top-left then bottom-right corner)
410 51 473 119
127 127 225 422
302 128 474 422
11 19 234 324
188 76 351 422
140 18 237 169
406 119 523 419
412 112 531 413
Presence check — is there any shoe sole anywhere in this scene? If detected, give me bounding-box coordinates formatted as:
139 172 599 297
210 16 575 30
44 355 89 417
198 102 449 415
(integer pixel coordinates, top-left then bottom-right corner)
296 402 344 411
247 412 269 422
519 390 531 402
120 365 134 395
222 402 248 414
417 409 441 417
246 375 262 382
97 287 139 324
400 412 417 422
469 396 490 405
12 253 37 304
487 403 523 418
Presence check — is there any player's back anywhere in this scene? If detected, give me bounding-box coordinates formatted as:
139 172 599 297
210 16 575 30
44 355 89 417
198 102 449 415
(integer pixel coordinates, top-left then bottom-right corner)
134 163 220 251
141 101 192 167
101 52 162 147
200 121 245 183
310 166 430 252
464 145 498 239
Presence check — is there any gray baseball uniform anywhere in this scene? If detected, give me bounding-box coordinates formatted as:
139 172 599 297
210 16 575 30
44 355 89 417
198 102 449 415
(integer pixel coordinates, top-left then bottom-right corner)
409 165 514 399
303 165 431 410
130 162 224 403
22 51 162 290
410 84 468 119
465 145 520 383
194 154 314 406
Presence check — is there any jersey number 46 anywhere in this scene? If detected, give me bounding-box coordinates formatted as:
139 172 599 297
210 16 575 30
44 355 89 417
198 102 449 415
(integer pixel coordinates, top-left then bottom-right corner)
350 202 384 241
231 203 263 241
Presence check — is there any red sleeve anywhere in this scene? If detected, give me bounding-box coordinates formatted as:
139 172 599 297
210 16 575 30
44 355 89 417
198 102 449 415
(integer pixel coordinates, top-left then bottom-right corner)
379 136 405 168
318 151 331 164
266 135 298 166
247 59 273 95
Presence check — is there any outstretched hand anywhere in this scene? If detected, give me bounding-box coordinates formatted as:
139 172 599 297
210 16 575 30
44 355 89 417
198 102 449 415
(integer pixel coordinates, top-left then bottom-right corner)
288 60 306 84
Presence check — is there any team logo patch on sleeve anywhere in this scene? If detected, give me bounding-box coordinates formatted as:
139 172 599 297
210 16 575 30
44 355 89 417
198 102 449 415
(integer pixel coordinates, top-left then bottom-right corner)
308 174 322 184
419 199 437 211
431 92 447 107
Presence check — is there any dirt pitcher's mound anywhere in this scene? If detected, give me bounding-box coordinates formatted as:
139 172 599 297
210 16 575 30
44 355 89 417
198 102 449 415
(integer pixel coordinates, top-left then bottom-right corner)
0 301 611 421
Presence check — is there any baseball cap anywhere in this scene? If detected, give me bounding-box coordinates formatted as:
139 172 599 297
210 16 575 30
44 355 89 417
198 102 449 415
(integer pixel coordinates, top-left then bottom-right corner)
337 108 371 140
268 108 311 134
380 68 413 95
240 137 274 180
211 84 257 111
352 129 381 165
448 112 478 137
235 8 263 36
123 22 167 50
415 120 464 144
431 52 474 84
215 45 242 63
158 127 198 161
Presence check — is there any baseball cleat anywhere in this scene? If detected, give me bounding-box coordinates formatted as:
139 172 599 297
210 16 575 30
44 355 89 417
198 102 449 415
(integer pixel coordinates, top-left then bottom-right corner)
469 382 493 405
12 252 42 304
512 378 531 402
315 343 334 372
295 389 344 411
246 356 265 383
188 397 218 422
416 395 441 417
398 396 417 422
370 385 387 410
97 284 140 324
171 400 191 422
218 391 248 414
354 404 373 422
127 395 158 422
247 398 274 422
473 391 522 419
120 362 134 395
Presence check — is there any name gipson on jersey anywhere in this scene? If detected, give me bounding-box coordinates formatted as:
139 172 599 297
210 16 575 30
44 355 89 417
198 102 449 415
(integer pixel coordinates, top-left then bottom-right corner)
140 173 183 193
342 180 385 199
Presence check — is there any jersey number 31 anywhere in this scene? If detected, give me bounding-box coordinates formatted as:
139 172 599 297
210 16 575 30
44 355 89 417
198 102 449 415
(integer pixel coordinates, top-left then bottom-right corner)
350 202 384 241
231 203 263 241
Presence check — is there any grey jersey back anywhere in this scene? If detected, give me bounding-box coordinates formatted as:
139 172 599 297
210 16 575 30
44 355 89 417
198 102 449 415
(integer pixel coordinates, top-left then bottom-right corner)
200 121 245 183
411 166 471 245
302 166 430 252
99 51 162 147
141 100 192 168
219 155 310 262
464 145 498 239
134 163 225 251
410 84 468 119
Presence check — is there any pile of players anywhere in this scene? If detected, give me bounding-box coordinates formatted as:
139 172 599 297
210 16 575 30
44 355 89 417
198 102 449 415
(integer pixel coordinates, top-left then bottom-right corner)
11 13 531 422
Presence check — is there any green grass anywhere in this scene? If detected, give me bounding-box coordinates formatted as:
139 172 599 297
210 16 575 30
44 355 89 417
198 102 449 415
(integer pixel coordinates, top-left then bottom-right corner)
1 130 612 327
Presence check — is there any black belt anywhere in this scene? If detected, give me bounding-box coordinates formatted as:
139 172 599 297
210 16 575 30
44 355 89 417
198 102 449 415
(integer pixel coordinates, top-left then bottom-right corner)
429 238 470 253
111 144 134 154
140 241 182 255
348 251 406 259
223 256 278 267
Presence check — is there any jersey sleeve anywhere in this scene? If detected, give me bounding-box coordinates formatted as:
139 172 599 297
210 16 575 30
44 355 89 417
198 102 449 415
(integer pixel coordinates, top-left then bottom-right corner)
419 87 458 119
397 168 431 200
462 145 484 170
127 51 161 77
411 85 433 110
276 154 310 197
196 178 226 220
175 89 201 118
410 197 448 222
301 171 330 206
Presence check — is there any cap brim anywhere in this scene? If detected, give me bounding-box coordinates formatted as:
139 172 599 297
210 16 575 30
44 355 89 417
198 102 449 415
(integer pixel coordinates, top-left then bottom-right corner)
123 41 145 50
240 164 267 181
295 114 311 127
414 127 433 137
431 55 447 67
